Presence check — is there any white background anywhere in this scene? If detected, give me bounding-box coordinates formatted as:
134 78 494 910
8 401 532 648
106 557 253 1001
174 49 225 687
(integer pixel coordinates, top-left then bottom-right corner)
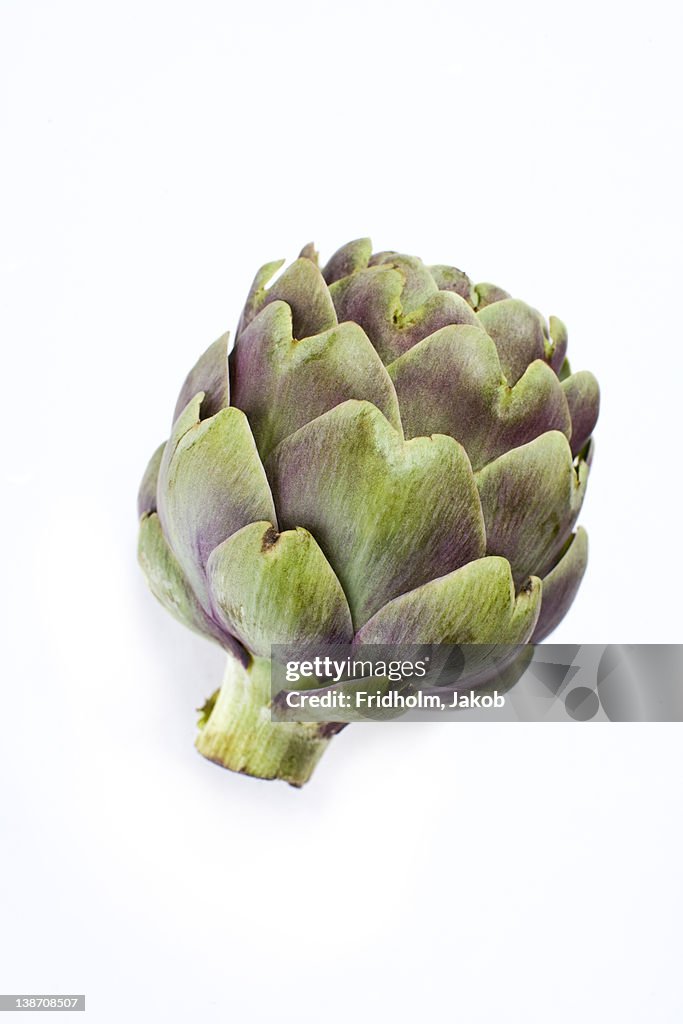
1 1 682 1021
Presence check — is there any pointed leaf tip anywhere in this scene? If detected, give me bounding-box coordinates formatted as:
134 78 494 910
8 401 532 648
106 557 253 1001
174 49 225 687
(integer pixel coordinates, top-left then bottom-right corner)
355 556 541 646
476 431 588 586
207 521 353 658
532 528 589 641
173 332 230 426
137 441 165 518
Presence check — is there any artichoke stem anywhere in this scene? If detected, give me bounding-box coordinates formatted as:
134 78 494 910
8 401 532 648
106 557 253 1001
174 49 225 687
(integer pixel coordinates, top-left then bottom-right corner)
195 654 334 786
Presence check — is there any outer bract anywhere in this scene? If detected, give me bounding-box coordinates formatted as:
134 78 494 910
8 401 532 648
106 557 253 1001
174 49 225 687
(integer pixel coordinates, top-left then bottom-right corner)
138 240 599 785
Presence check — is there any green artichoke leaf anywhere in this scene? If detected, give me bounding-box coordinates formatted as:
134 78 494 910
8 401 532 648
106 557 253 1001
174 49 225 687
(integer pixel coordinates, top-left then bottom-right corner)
138 512 234 650
561 371 600 456
238 257 337 341
207 521 354 659
298 241 318 263
547 315 568 372
157 393 276 611
137 441 165 518
355 555 541 645
531 528 588 642
473 282 511 309
322 237 372 284
475 430 588 587
231 300 402 459
476 298 547 385
268 399 486 631
367 252 439 312
329 263 479 365
387 324 571 471
236 258 285 336
428 263 476 305
172 331 230 425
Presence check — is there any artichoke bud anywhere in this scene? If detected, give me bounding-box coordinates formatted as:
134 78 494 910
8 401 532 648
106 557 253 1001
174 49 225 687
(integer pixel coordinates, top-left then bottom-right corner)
138 239 599 785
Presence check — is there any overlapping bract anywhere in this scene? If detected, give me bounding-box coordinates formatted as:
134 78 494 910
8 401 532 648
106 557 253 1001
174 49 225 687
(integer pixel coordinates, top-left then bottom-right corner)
138 239 599 661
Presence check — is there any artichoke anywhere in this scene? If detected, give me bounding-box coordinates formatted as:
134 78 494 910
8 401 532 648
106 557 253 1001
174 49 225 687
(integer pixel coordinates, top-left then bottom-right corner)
138 239 599 785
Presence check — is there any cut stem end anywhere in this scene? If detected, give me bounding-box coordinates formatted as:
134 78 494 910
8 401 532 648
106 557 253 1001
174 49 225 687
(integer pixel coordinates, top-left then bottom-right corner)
195 654 334 786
